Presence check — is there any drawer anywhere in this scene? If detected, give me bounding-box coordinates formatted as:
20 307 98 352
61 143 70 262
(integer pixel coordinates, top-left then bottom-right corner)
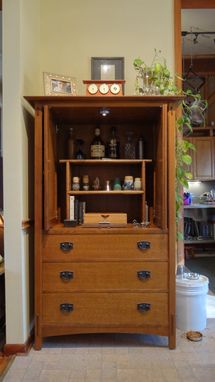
42 292 168 327
43 234 168 261
43 262 168 292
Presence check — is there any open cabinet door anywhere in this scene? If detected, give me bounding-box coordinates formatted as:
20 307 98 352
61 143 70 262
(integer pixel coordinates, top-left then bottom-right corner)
154 104 168 229
43 106 58 231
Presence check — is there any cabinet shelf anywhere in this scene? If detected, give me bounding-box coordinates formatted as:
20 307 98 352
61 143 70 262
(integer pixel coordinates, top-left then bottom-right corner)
68 190 144 195
184 204 215 209
185 239 215 244
60 159 152 165
185 126 215 137
62 156 149 222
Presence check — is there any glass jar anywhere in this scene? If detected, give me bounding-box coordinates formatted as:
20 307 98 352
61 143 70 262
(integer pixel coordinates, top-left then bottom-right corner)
123 176 134 190
82 175 89 191
72 176 80 190
134 178 142 190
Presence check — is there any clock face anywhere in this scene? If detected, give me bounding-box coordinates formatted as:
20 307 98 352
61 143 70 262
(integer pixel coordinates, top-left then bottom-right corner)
99 83 109 95
110 83 120 95
88 83 98 95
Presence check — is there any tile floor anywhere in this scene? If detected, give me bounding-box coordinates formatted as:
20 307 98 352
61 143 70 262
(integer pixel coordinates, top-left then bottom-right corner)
2 294 215 382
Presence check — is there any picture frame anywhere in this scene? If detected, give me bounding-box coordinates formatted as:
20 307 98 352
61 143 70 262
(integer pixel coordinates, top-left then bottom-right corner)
91 57 124 81
43 72 77 96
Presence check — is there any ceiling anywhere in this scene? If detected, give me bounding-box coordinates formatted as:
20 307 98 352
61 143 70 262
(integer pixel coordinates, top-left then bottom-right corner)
181 9 215 56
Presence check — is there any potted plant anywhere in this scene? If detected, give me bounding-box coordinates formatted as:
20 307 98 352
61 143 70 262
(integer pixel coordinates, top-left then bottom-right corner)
133 50 207 240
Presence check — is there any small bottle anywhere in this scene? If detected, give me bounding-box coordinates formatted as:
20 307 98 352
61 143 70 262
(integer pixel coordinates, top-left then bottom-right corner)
82 175 89 191
137 136 144 159
123 176 134 190
72 176 80 190
107 127 120 159
75 139 84 159
105 180 111 191
113 178 121 190
90 127 105 159
68 127 75 158
145 201 149 222
134 177 142 190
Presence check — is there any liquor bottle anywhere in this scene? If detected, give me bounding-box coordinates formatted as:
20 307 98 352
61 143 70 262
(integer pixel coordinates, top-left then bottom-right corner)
90 127 105 159
68 127 75 158
107 126 120 159
137 136 144 159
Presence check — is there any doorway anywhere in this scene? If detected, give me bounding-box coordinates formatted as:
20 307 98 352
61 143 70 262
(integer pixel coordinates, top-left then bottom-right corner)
174 0 215 299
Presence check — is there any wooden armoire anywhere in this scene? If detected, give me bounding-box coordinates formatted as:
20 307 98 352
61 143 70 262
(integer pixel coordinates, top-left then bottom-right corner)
25 95 180 349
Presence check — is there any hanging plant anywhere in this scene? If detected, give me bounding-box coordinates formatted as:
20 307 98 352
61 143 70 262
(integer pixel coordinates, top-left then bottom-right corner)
133 50 207 239
133 49 179 96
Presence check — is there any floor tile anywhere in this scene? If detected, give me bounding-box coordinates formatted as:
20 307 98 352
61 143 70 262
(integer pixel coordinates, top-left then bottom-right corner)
2 297 215 382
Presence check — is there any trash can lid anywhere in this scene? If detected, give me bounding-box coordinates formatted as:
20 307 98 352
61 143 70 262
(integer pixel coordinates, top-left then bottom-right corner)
176 273 209 288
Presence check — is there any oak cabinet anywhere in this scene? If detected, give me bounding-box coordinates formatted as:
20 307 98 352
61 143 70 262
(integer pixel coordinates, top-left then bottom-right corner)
187 136 215 180
25 95 180 349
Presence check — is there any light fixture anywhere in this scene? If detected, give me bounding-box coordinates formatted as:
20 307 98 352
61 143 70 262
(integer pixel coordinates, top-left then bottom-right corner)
99 108 110 117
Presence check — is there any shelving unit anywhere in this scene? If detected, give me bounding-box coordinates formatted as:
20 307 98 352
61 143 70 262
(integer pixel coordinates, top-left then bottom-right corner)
184 126 215 257
184 204 215 209
25 95 181 350
184 199 215 258
60 158 151 223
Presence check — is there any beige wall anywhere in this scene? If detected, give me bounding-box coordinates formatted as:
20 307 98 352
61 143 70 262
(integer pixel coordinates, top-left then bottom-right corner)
3 0 175 344
40 0 174 95
3 0 40 344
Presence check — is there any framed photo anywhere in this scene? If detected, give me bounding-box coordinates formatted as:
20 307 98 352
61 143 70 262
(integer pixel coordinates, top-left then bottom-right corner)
91 57 124 81
43 72 77 96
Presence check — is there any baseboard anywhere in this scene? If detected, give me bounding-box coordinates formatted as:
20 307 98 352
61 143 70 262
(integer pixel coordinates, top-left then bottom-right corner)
3 330 34 356
0 355 15 381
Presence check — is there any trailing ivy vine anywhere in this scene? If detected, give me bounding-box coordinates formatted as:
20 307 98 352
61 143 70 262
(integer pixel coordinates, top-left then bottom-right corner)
133 51 207 239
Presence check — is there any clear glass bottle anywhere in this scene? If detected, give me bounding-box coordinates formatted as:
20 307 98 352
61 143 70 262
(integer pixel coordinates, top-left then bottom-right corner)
75 139 84 159
90 127 105 159
124 132 135 159
107 127 120 159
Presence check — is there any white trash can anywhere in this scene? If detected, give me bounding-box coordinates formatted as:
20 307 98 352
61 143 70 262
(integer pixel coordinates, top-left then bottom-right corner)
176 273 209 331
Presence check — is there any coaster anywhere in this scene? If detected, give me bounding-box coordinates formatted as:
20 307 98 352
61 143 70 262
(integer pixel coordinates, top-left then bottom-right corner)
186 331 203 342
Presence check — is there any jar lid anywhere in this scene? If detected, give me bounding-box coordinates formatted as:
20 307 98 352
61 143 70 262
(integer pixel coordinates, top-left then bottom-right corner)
73 177 80 183
83 175 89 182
124 176 133 181
134 177 141 181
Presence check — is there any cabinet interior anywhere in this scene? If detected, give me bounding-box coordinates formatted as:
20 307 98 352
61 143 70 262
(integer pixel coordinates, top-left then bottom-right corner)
44 103 167 231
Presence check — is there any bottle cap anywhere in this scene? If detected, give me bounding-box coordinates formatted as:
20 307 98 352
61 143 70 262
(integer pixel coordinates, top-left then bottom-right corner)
124 176 133 181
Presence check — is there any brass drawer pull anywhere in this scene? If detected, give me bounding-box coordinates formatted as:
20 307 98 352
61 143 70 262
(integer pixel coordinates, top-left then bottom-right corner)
137 303 151 312
137 241 151 250
60 271 74 281
137 270 151 280
60 303 73 313
60 242 73 251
